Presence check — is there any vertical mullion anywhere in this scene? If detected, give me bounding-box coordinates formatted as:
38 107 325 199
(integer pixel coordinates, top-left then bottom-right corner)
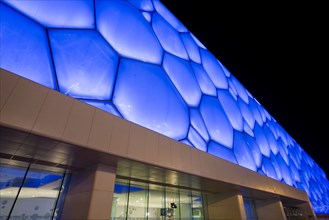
7 163 31 219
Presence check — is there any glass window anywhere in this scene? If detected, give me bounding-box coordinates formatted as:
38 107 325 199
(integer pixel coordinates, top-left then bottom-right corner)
165 186 180 220
0 163 68 220
191 191 205 219
127 181 148 219
9 165 64 219
0 164 28 219
244 198 258 220
111 179 129 219
179 189 192 219
111 178 207 220
148 184 165 219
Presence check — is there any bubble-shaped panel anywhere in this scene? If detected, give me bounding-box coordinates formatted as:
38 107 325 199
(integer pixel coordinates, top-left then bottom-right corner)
228 79 238 96
230 75 249 104
219 62 231 77
190 33 206 49
96 0 163 64
49 29 119 100
181 33 201 63
153 0 187 32
244 133 262 168
270 153 283 181
188 127 207 152
244 123 254 137
289 158 301 182
190 108 210 142
2 0 329 214
267 120 279 140
1 0 94 28
127 0 154 11
142 12 152 22
191 62 217 96
254 124 271 157
163 53 202 107
262 156 279 180
264 124 279 155
199 96 233 148
200 49 228 89
237 98 255 129
208 141 237 164
0 3 56 89
152 13 188 59
217 90 244 132
249 98 264 126
276 154 293 186
82 100 122 118
113 58 189 140
233 132 257 171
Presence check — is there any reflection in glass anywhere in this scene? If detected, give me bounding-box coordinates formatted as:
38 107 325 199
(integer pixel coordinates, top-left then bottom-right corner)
111 179 129 219
9 166 64 219
127 181 148 219
148 184 165 219
0 165 28 219
111 178 206 219
0 163 67 220
244 198 258 220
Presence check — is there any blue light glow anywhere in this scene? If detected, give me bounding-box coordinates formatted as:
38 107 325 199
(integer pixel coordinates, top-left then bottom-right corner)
207 141 237 164
230 75 249 103
264 125 279 155
254 124 271 157
190 108 210 142
181 33 202 63
163 53 202 107
152 13 189 59
234 132 257 171
127 0 154 11
1 0 328 214
0 3 56 89
249 98 264 126
2 0 94 28
188 126 207 152
113 58 189 140
95 0 163 64
200 49 228 89
262 156 279 180
82 100 122 118
191 62 217 96
153 0 187 32
237 98 255 129
244 133 262 168
49 29 119 100
199 96 233 148
217 90 244 132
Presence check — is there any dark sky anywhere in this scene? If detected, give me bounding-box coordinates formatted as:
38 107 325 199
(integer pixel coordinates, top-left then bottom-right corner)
161 1 328 177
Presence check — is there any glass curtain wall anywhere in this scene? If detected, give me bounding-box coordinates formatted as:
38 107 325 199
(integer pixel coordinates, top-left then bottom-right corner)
111 178 206 220
0 162 69 220
243 198 258 220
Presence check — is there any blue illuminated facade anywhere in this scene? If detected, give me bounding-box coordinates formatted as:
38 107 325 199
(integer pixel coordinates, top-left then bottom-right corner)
0 0 328 215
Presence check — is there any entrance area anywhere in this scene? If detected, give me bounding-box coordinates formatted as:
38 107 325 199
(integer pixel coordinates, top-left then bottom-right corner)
0 162 69 219
111 178 207 219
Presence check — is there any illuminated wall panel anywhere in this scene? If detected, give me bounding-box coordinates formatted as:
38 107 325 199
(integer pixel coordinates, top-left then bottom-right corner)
0 0 328 214
49 29 119 100
0 3 56 89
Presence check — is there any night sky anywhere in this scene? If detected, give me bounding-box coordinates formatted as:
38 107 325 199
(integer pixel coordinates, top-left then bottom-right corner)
161 1 328 176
